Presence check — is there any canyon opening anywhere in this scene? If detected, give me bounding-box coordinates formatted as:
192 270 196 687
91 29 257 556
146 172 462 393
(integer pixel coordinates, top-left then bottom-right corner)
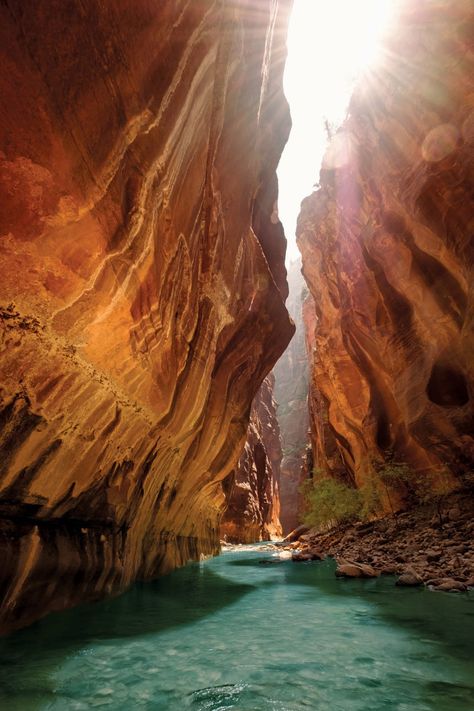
0 1 473 710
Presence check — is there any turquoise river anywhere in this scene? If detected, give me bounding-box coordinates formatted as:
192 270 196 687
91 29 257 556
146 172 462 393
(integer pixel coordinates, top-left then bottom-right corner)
1 545 473 711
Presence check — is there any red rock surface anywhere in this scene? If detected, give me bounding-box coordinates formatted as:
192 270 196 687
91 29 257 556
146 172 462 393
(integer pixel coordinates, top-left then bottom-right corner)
0 0 294 633
273 259 310 533
220 375 283 543
298 0 474 501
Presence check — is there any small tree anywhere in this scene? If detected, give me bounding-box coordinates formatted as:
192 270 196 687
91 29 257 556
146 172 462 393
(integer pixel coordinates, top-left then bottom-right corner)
428 477 453 526
410 467 455 526
375 456 412 516
359 475 383 521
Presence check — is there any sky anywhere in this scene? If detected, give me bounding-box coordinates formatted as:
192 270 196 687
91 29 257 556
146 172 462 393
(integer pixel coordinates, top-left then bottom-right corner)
277 0 395 263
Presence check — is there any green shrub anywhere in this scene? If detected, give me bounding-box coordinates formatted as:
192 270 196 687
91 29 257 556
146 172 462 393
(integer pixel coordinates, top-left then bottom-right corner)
300 474 362 529
375 458 412 515
377 460 411 486
359 476 383 520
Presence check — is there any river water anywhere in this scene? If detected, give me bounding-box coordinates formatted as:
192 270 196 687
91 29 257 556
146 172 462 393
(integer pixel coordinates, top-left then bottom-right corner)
1 545 473 711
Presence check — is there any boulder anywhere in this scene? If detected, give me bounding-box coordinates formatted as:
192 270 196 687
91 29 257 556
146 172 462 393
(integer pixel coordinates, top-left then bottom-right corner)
396 572 423 587
335 561 379 579
292 552 313 562
427 578 467 592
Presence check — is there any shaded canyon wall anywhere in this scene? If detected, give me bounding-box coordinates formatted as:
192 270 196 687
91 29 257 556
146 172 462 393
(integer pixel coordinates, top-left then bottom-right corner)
298 0 474 503
273 260 310 533
0 0 294 633
220 374 283 543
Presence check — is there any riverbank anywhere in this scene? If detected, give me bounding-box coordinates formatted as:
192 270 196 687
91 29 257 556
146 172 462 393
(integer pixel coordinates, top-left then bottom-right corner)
284 490 474 593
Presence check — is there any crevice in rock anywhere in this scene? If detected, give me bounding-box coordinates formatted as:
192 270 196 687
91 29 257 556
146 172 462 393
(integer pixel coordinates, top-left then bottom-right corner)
427 362 469 408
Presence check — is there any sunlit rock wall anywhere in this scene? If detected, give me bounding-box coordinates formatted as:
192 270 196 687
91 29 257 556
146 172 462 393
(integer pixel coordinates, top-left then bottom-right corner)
298 0 473 499
0 0 294 633
273 259 310 533
220 375 283 543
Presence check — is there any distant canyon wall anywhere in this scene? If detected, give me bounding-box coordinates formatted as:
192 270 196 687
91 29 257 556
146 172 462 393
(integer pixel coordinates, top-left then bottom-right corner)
220 374 283 544
298 0 473 501
273 260 310 533
0 0 294 633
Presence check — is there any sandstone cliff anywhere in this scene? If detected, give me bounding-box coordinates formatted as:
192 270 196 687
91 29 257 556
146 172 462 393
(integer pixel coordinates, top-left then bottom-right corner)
0 0 294 633
273 259 310 533
220 375 282 543
298 0 473 502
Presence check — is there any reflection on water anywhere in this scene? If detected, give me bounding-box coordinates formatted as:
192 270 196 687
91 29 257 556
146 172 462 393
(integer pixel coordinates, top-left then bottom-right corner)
0 547 473 710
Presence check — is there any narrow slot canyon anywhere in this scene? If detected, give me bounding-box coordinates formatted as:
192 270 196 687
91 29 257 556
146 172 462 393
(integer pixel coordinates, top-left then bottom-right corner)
0 1 473 709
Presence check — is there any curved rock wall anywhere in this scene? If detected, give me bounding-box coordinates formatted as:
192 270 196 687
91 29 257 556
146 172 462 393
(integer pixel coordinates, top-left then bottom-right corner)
298 0 473 499
220 374 283 544
0 0 294 633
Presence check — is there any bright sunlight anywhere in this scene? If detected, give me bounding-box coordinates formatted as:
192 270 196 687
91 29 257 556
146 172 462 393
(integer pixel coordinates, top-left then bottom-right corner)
277 0 395 262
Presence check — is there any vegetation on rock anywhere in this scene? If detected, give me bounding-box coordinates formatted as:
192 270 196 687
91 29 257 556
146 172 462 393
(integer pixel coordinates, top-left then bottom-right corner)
300 458 464 531
300 470 362 528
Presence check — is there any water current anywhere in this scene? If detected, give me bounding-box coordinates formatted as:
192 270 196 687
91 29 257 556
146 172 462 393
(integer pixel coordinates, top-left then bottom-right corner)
1 545 473 710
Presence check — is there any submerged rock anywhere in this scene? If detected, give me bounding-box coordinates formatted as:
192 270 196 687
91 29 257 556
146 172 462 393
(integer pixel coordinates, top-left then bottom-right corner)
291 546 325 562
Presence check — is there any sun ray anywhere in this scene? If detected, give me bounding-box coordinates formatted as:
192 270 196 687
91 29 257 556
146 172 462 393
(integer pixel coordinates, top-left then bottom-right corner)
277 0 396 263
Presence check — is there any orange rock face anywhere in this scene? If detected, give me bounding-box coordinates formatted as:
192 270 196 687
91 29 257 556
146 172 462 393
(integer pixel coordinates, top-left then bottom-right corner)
0 0 294 633
273 260 310 533
220 375 283 544
298 0 473 498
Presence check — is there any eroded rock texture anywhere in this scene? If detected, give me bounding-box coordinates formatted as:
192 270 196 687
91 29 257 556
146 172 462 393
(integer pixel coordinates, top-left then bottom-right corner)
0 0 294 633
220 375 282 543
273 260 310 533
298 0 474 499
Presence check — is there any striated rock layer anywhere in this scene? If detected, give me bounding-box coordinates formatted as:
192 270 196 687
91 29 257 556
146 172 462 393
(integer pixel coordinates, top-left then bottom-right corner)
298 0 474 501
220 375 282 544
0 0 294 633
273 259 310 533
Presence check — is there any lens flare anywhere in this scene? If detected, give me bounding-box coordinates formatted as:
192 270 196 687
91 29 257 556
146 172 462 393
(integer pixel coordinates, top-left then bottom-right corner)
277 0 395 262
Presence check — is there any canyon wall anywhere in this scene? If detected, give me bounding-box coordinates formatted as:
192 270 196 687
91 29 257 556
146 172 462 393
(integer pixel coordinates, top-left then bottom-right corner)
298 0 473 502
220 374 282 543
273 260 310 533
0 0 294 633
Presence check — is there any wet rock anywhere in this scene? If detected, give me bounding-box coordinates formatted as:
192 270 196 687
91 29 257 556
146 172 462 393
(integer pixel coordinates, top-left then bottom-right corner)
396 572 423 587
335 561 379 579
426 577 468 592
283 525 310 544
292 552 313 562
431 579 467 593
